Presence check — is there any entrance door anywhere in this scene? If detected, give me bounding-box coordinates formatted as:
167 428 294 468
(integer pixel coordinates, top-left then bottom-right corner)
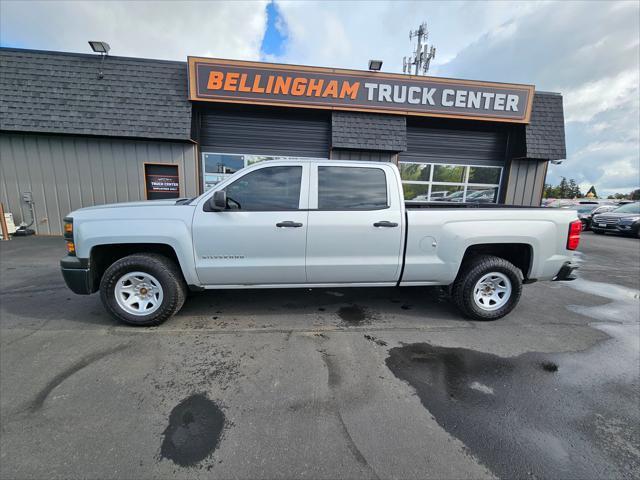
305 164 404 284
193 164 309 285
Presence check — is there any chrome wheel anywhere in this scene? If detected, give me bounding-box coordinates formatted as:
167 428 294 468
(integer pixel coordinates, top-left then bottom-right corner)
473 272 512 311
115 271 164 316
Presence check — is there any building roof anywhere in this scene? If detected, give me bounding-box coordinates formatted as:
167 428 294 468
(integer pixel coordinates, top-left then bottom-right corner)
525 92 566 161
332 111 406 152
0 48 192 141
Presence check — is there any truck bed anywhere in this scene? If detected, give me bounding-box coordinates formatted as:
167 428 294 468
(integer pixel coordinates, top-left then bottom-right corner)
405 202 544 209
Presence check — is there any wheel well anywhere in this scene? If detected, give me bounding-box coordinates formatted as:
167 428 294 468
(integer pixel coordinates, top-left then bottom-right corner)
89 243 181 292
460 243 533 279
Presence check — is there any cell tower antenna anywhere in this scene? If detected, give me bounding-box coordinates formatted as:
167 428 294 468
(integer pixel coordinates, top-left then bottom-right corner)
404 21 436 75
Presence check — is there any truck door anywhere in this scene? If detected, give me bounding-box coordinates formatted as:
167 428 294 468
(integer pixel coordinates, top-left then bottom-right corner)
306 164 403 284
192 164 309 286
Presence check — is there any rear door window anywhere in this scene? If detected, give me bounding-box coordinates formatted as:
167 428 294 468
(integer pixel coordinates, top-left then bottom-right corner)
318 166 388 210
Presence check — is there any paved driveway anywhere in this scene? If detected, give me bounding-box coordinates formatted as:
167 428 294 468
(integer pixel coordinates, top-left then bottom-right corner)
1 232 638 479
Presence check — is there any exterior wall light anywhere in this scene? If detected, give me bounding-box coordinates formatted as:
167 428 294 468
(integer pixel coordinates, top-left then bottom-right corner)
88 41 110 79
88 41 110 54
368 59 383 71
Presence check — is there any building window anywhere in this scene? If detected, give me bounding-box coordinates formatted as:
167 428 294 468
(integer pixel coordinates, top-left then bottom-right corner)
202 152 315 191
400 162 502 203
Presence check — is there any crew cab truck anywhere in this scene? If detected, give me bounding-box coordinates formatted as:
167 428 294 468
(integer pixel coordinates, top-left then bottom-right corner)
60 160 581 326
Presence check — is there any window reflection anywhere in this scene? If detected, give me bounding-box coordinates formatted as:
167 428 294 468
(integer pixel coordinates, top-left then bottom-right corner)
400 163 431 182
403 183 430 202
433 165 466 183
400 161 502 203
431 185 464 202
468 167 501 184
465 186 498 203
224 166 302 211
319 167 387 210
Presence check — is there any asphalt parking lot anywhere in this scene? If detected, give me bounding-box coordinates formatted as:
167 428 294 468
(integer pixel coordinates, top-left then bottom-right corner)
1 232 638 479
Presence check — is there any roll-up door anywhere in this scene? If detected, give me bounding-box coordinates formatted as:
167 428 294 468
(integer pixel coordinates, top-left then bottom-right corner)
400 121 508 167
199 105 330 158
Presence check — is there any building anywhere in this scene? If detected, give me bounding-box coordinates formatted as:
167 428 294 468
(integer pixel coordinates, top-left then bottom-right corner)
0 47 566 235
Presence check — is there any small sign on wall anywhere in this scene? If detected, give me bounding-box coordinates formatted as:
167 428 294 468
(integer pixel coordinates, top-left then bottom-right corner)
144 163 180 200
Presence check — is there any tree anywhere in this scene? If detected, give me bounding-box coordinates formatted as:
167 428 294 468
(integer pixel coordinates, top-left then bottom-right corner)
631 189 640 200
568 179 582 198
586 185 598 198
558 177 569 198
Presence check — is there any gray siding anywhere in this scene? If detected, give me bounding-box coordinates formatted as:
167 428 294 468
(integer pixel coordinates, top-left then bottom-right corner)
0 133 197 235
504 158 548 206
331 149 396 162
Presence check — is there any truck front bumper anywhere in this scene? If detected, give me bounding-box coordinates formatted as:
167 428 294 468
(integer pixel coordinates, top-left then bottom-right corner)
60 256 93 294
553 261 579 281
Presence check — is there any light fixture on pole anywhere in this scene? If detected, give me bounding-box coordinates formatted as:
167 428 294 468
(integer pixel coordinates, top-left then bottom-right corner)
368 59 383 71
88 41 110 79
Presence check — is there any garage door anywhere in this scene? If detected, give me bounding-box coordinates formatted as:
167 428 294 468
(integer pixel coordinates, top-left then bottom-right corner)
400 123 507 166
399 122 509 203
199 105 330 158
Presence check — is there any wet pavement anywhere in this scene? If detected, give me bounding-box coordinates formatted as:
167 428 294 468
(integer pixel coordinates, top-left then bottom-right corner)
1 232 638 479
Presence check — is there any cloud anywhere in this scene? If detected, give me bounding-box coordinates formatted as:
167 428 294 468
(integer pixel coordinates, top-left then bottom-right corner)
275 1 535 73
0 0 269 61
563 69 639 123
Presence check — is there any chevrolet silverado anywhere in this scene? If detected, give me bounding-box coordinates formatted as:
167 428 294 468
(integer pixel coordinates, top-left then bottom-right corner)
60 160 581 325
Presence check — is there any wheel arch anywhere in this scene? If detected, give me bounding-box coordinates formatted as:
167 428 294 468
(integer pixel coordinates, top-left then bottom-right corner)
89 243 185 293
457 243 533 281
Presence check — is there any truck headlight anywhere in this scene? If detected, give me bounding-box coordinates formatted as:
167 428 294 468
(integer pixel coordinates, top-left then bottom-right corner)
618 216 640 224
63 217 75 255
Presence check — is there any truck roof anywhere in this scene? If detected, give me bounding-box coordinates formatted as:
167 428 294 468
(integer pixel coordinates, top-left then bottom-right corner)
260 158 397 168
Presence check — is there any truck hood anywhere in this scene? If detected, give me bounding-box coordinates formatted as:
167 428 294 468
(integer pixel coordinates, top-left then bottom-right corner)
66 199 196 219
75 199 187 211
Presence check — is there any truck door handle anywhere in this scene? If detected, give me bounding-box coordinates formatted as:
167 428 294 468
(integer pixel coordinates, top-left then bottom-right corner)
373 221 399 228
276 221 303 228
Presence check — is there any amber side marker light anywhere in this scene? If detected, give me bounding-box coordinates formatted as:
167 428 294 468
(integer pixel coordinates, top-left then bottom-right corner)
63 218 75 255
567 220 582 250
66 241 76 255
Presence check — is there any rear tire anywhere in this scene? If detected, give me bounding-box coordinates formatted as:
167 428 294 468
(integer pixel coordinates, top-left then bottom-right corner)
451 255 523 321
100 254 187 326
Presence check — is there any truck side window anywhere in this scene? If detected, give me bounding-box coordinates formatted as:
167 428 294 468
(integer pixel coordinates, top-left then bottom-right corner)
318 166 388 210
224 166 302 211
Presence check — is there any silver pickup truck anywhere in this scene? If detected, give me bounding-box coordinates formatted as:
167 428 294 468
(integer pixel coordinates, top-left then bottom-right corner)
60 159 581 326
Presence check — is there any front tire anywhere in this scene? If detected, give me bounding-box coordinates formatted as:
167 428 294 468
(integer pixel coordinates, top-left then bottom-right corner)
100 254 187 326
451 255 523 321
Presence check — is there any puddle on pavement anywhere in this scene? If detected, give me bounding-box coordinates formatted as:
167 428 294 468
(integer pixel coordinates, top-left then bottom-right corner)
160 394 225 467
385 342 639 479
338 305 369 325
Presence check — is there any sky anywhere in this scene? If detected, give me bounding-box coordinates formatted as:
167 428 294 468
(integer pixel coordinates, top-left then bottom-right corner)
1 0 638 197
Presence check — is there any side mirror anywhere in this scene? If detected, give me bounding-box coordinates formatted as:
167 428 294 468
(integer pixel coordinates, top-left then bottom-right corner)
211 190 227 210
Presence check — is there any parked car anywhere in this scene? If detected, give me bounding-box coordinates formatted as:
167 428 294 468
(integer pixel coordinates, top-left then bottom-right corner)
591 202 640 237
60 160 581 326
568 203 616 231
581 204 618 230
